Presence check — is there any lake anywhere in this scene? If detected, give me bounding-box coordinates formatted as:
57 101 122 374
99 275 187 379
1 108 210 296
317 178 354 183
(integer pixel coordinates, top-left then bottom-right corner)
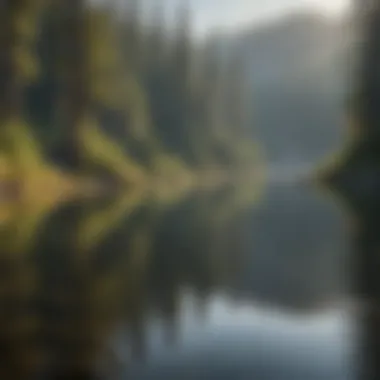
0 179 358 379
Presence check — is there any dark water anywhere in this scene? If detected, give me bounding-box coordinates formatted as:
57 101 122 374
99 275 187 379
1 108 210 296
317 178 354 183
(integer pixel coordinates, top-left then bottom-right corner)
0 181 357 379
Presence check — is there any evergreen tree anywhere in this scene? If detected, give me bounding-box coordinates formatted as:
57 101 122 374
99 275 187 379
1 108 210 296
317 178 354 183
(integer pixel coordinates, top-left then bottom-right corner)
122 0 144 70
53 0 89 169
0 0 46 173
144 0 167 70
0 0 260 189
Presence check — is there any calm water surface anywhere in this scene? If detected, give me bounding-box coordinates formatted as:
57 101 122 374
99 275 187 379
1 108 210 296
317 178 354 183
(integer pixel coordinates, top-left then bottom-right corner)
0 181 357 379
121 183 356 380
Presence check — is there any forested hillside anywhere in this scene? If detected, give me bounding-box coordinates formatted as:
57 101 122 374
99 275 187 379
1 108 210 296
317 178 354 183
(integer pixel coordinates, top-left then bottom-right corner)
0 0 259 201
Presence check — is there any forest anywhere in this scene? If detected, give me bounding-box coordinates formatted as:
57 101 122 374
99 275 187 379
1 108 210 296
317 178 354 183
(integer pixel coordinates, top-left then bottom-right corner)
0 0 260 204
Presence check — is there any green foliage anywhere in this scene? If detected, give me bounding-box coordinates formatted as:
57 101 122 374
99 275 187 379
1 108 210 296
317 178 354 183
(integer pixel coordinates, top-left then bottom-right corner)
0 118 43 172
77 190 144 253
78 115 145 182
1 0 259 187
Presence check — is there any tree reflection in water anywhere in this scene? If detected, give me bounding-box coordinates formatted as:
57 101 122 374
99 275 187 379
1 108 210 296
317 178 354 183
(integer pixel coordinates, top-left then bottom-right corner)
0 181 257 379
330 179 380 380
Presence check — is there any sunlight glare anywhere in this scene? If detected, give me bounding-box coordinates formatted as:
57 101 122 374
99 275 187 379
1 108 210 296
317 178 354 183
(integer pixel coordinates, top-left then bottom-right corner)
307 0 351 15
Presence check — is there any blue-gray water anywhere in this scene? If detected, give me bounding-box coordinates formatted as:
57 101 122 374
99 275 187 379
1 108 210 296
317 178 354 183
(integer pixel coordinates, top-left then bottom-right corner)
0 180 358 379
116 182 356 380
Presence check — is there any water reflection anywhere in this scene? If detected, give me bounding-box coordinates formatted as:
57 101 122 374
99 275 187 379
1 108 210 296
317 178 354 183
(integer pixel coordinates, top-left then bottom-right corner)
331 179 380 380
125 292 353 380
0 181 354 379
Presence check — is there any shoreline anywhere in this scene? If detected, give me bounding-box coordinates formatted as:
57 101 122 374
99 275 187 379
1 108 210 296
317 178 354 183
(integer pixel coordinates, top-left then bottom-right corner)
0 167 264 204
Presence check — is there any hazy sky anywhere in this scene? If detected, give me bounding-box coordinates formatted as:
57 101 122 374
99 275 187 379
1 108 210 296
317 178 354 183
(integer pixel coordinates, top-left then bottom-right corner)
159 0 351 35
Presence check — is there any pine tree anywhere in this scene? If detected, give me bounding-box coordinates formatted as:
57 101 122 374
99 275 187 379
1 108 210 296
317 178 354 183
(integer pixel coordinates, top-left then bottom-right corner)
0 0 46 172
122 0 144 70
0 0 18 123
144 0 167 69
355 0 380 140
172 0 192 85
53 0 89 169
168 1 196 163
223 53 256 167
